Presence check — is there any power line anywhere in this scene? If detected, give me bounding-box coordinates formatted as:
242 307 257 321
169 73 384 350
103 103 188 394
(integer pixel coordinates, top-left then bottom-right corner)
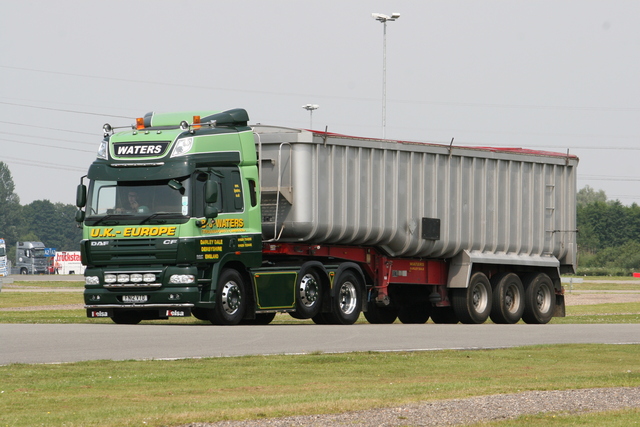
3 64 639 113
0 138 95 153
0 120 95 136
0 101 131 119
580 175 640 182
1 156 87 173
0 131 96 147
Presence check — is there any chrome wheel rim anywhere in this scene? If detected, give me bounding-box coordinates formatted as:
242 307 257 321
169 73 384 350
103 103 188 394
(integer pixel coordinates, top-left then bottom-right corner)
299 273 319 307
220 281 241 315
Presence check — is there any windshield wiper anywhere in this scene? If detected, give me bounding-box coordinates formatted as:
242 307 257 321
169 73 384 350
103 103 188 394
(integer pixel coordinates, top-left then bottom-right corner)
91 215 121 226
139 212 183 224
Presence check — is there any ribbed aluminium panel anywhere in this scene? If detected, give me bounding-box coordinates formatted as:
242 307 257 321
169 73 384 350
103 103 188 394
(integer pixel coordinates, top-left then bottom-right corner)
254 126 578 269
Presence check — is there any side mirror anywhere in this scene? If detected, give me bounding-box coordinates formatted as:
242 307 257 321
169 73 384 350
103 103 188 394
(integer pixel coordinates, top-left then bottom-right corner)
168 179 184 192
204 205 219 219
205 178 218 204
75 209 85 223
76 184 87 208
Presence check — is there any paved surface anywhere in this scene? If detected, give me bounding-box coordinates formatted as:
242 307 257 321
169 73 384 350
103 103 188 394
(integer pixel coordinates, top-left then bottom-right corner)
2 323 639 365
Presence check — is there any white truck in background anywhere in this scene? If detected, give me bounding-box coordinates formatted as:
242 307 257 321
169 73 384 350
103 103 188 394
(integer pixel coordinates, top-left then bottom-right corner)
53 251 85 275
0 238 7 277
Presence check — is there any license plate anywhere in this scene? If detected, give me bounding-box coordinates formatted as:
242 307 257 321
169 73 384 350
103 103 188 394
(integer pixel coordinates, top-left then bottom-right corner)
122 295 148 303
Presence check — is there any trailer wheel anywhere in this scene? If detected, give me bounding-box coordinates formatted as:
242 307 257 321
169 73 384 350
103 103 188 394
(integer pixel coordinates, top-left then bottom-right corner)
430 307 459 324
522 273 555 324
209 269 247 325
325 271 362 325
112 310 142 325
452 272 492 324
363 300 398 324
490 273 525 324
398 303 431 324
295 268 324 318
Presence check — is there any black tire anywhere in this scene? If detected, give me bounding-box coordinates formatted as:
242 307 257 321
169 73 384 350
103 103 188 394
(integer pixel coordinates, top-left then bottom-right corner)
521 273 556 324
191 307 210 321
294 268 324 318
430 307 459 324
397 303 431 324
112 310 143 325
242 312 276 325
324 271 362 325
20 268 28 275
209 269 247 325
490 273 525 324
363 299 398 324
311 312 332 324
452 272 492 324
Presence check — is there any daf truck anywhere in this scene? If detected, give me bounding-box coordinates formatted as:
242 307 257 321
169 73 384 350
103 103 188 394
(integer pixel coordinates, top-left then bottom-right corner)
77 108 578 325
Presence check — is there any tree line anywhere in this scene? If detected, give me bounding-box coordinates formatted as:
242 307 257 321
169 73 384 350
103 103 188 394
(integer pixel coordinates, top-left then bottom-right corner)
577 186 640 275
0 162 82 260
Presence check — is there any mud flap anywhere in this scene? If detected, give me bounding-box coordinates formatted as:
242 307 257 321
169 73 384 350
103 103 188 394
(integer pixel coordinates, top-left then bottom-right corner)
554 294 566 317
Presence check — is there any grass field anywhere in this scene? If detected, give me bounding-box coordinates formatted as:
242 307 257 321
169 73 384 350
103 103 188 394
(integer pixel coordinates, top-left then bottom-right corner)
1 277 639 426
1 344 639 427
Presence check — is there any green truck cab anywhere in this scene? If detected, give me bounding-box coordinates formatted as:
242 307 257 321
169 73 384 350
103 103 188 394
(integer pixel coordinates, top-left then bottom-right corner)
78 109 265 324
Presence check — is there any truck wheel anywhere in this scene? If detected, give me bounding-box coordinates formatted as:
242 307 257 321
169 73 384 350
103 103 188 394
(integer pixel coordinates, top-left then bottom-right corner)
398 303 431 324
242 312 276 325
20 268 28 275
295 268 324 318
452 272 492 324
311 312 331 324
363 300 398 324
325 271 362 325
430 307 459 324
191 307 210 321
490 273 524 324
209 269 247 325
112 311 142 325
522 273 555 324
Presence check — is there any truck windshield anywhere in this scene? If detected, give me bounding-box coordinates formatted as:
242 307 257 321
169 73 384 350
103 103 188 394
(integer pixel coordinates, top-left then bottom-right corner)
32 248 46 258
86 178 189 219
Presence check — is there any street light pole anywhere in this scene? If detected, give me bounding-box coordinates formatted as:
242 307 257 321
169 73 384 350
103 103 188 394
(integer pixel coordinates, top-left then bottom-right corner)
372 12 400 140
302 104 319 129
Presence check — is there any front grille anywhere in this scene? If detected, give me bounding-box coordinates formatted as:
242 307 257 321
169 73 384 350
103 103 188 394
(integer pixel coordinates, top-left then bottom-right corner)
88 238 177 264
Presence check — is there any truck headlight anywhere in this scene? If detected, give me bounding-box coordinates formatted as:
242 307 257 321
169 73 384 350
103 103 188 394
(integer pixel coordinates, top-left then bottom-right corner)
169 274 195 284
171 137 193 157
85 276 100 285
97 140 108 160
104 274 117 284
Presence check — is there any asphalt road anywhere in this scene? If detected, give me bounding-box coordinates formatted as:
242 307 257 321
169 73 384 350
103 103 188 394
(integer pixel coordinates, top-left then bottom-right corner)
2 323 639 365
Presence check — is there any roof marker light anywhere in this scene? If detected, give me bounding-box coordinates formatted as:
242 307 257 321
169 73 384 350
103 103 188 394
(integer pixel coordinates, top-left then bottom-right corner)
193 115 201 130
136 117 145 130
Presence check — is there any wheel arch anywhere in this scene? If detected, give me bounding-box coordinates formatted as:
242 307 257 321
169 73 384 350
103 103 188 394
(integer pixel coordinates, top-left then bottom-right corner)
215 260 255 319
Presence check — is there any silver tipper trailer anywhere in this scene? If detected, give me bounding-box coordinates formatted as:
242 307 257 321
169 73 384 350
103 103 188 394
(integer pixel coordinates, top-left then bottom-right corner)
255 126 577 324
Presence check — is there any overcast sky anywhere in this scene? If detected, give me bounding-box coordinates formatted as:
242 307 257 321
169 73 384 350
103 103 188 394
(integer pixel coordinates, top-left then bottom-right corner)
1 1 638 206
